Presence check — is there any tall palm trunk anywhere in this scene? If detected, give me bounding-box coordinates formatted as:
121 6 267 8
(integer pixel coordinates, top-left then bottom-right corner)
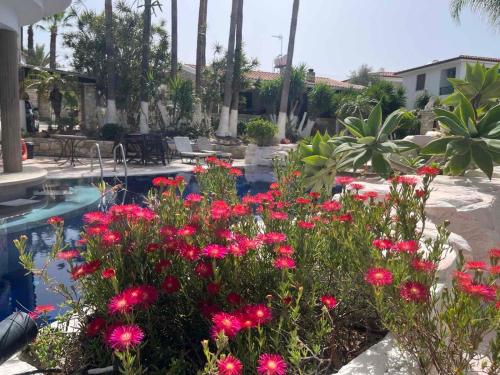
171 0 178 79
195 0 208 96
139 0 152 133
229 0 244 137
216 0 239 137
49 26 57 70
105 0 118 124
277 0 300 140
27 25 34 59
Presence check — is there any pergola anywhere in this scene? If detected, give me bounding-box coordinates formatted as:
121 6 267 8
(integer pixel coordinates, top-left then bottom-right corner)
0 0 71 174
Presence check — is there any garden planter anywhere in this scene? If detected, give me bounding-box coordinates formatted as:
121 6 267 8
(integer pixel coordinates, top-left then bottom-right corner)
244 143 297 167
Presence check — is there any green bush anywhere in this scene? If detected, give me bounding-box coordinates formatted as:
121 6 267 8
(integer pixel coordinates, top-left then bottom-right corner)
101 123 123 141
245 118 278 146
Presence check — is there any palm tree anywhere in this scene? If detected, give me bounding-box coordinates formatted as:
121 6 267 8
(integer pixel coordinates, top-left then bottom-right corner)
38 12 72 70
216 0 239 137
105 0 118 124
171 0 178 79
27 25 34 59
139 0 152 133
229 0 244 137
277 0 300 141
26 44 50 67
195 0 208 96
450 0 500 26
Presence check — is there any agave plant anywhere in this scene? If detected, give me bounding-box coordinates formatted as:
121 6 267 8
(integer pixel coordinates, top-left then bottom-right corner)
299 104 418 190
421 92 500 179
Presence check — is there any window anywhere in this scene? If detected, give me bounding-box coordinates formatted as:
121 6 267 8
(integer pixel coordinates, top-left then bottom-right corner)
416 74 426 91
446 67 456 78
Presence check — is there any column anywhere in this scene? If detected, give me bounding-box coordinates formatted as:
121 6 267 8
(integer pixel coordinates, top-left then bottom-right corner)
0 29 22 173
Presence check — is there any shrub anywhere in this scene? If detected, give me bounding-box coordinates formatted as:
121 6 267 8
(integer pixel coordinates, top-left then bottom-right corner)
101 123 123 141
16 160 498 374
245 118 278 146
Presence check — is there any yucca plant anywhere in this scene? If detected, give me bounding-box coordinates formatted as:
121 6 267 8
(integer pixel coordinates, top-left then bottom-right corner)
421 92 500 179
299 104 418 190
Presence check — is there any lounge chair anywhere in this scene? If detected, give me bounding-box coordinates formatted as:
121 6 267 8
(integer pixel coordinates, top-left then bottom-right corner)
197 137 233 161
173 137 215 164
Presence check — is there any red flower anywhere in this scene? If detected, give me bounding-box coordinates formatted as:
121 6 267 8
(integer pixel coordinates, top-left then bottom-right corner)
232 204 250 216
71 260 101 280
106 324 144 351
320 295 338 310
464 261 488 271
218 355 243 375
162 275 180 294
160 225 177 239
229 168 243 176
257 353 287 375
47 216 63 225
372 239 393 250
463 283 497 301
211 200 231 220
126 285 159 307
86 224 108 236
489 265 500 274
83 211 111 225
177 224 197 237
86 317 106 337
297 220 315 229
309 191 321 199
261 232 287 244
415 189 426 198
102 231 121 246
108 292 135 315
207 282 221 295
496 300 500 309
56 249 80 261
101 268 116 279
365 268 393 287
270 211 288 220
273 257 296 270
394 240 418 254
198 300 220 318
152 177 170 187
337 214 353 223
185 193 203 204
416 166 440 176
399 281 429 303
489 248 500 258
154 259 172 273
295 197 312 205
291 170 301 177
349 183 364 190
192 165 207 174
365 191 378 199
277 244 294 256
335 176 355 185
212 312 242 339
226 292 243 305
203 244 228 259
392 176 419 186
245 304 272 325
34 304 55 314
411 259 437 273
180 244 201 262
194 262 213 278
321 200 342 212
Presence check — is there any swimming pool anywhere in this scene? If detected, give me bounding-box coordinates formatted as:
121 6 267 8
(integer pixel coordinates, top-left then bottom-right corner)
0 171 273 320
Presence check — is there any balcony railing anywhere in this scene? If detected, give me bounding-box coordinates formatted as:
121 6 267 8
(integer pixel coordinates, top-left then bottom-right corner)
439 86 454 95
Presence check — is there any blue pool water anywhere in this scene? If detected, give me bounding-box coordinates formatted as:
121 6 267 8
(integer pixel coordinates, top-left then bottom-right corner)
0 172 272 320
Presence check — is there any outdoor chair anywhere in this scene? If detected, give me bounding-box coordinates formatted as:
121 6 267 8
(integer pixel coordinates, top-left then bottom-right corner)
123 133 166 165
197 137 232 161
173 136 215 164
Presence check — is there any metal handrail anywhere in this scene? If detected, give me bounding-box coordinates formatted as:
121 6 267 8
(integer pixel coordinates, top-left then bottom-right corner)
113 143 128 190
90 143 104 182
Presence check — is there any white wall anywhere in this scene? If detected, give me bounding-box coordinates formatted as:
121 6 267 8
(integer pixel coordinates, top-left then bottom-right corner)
401 59 498 109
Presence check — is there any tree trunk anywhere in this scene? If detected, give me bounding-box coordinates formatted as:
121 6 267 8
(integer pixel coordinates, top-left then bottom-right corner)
49 27 57 70
105 0 118 124
277 0 300 141
27 25 34 58
229 0 244 138
171 0 178 79
0 30 23 173
216 0 239 137
195 0 208 96
139 0 152 133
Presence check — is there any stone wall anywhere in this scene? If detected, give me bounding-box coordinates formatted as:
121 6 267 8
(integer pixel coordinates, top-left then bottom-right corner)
25 137 115 158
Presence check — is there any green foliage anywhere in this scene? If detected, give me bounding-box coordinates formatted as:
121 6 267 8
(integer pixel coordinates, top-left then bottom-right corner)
168 77 194 126
365 80 407 118
444 62 500 111
348 64 378 86
26 44 50 67
246 118 278 146
421 93 500 179
336 90 376 120
258 78 281 115
415 91 431 110
308 83 335 119
63 3 170 127
101 123 123 141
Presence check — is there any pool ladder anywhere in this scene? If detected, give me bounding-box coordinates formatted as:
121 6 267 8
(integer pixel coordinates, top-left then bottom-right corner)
113 143 128 191
90 143 104 183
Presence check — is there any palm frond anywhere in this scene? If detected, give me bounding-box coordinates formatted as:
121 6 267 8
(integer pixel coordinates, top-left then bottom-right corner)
450 0 500 26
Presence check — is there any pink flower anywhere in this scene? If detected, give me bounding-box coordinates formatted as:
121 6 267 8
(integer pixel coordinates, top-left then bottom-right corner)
192 165 207 174
102 231 121 246
47 216 63 225
154 259 172 273
56 249 80 261
297 220 315 229
203 244 228 259
185 193 203 205
226 292 243 306
218 355 243 375
416 166 440 176
101 268 116 279
349 183 364 190
126 285 159 307
464 261 488 271
320 295 338 310
257 353 287 375
489 248 500 259
277 245 294 256
321 201 342 212
34 304 55 315
229 168 243 177
83 211 111 225
261 232 287 244
177 224 197 237
365 268 393 287
411 259 437 273
392 176 419 186
106 324 144 351
399 281 429 303
180 244 201 262
335 176 355 185
372 239 393 250
393 240 418 254
245 304 272 325
161 275 180 294
460 282 497 301
108 292 135 315
232 204 249 216
295 197 311 205
489 265 500 274
211 200 231 220
207 282 221 295
212 313 242 339
270 211 288 220
273 257 296 270
71 260 101 280
194 262 213 278
86 317 106 337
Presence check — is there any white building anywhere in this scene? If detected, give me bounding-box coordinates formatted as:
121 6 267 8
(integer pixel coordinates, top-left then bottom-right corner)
397 55 500 109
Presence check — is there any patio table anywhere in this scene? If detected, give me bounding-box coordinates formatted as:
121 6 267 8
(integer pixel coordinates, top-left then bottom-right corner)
52 134 88 167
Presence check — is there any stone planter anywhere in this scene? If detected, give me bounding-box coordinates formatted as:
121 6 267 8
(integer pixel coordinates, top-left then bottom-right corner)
244 143 297 167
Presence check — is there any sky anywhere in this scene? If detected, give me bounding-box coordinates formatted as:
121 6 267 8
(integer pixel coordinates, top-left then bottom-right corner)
31 0 500 80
